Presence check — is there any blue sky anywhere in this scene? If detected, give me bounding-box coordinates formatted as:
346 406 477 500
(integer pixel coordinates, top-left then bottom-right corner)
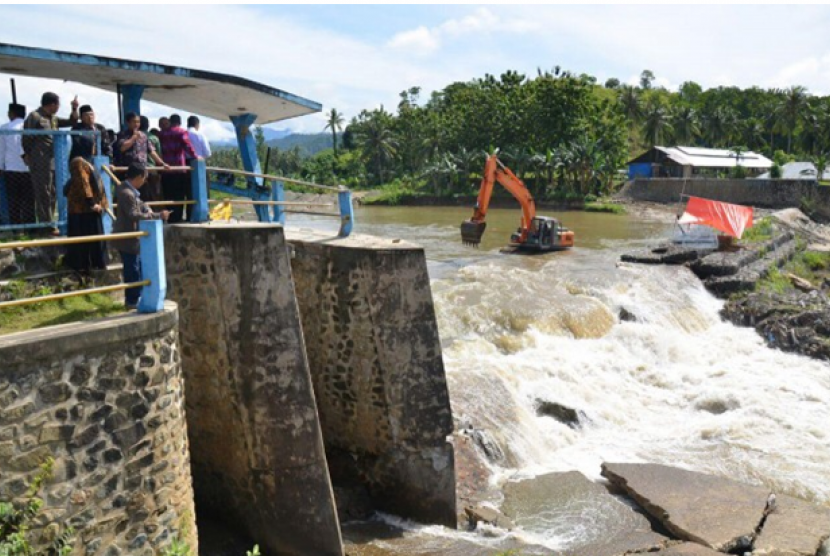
1 5 829 141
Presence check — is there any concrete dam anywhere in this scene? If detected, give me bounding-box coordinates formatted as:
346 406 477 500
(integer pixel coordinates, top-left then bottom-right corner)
0 223 456 556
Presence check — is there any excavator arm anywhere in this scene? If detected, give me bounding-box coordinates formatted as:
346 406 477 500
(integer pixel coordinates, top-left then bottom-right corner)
461 155 536 246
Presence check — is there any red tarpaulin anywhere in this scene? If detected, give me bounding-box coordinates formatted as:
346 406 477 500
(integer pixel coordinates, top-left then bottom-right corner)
677 196 754 239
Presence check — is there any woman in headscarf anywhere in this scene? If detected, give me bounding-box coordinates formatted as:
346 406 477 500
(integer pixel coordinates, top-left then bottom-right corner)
65 157 108 275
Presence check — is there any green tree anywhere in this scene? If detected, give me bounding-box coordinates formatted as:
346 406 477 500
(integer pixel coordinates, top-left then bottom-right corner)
671 105 700 145
642 100 673 146
604 77 620 89
640 69 655 90
618 85 642 125
776 85 809 154
324 108 345 157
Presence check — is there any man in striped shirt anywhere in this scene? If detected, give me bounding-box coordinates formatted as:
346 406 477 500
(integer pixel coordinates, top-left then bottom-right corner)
159 114 199 222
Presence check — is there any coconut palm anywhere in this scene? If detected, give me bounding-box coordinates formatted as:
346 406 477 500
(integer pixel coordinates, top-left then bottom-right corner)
671 105 700 145
324 108 345 157
617 85 642 126
704 106 739 147
642 101 673 146
357 114 398 185
775 86 809 154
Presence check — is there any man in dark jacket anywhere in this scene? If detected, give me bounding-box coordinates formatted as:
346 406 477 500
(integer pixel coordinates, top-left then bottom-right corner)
22 92 79 234
69 105 112 161
112 163 169 309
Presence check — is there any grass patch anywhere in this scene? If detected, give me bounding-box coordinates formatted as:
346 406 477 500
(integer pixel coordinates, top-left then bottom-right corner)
360 185 425 206
742 217 774 243
756 249 829 294
803 251 830 271
0 293 124 334
584 202 626 214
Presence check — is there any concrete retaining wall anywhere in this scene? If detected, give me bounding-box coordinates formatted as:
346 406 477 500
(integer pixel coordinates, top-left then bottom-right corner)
287 230 457 527
0 303 197 556
624 178 830 220
165 223 343 556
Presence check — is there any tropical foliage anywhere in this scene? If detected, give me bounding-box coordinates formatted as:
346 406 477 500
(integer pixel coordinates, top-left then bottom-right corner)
210 67 830 200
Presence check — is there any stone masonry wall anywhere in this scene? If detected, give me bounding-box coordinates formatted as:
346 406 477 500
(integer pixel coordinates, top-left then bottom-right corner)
287 230 457 527
165 223 343 556
624 178 830 220
0 302 197 556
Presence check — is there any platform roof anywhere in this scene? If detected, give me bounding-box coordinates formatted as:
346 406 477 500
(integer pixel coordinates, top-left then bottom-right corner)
0 43 321 124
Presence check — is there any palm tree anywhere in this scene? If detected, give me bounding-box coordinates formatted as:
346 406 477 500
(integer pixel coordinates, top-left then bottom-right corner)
618 85 642 126
357 113 398 185
704 106 739 147
671 106 700 145
324 108 345 157
741 118 766 152
642 101 673 146
775 86 808 154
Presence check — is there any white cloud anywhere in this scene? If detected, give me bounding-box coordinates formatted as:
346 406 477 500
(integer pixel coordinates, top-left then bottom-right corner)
4 5 830 143
388 26 441 53
387 8 540 56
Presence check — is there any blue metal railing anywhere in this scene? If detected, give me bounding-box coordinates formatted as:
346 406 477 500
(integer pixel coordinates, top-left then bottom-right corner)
204 166 355 237
0 128 102 234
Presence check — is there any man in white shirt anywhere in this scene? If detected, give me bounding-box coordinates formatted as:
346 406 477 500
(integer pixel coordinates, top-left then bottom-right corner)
186 115 211 160
0 103 34 224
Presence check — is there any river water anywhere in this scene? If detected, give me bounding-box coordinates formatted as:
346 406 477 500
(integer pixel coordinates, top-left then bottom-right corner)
292 206 830 554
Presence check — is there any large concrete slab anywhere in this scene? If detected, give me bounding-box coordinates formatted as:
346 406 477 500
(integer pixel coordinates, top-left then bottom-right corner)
501 471 667 556
651 542 723 555
601 463 768 552
166 223 342 556
753 494 830 556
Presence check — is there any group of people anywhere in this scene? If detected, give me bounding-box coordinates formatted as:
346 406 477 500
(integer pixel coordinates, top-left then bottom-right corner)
0 91 213 308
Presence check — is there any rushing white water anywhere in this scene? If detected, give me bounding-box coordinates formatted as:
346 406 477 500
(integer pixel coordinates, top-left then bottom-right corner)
436 249 830 502
301 207 830 553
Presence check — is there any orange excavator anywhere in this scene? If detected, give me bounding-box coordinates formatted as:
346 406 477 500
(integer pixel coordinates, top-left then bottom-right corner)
461 154 575 252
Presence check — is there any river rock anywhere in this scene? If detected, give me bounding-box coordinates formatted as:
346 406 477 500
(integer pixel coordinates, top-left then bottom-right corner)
501 471 666 556
534 399 584 427
753 494 830 556
601 463 768 552
722 290 830 361
463 504 515 530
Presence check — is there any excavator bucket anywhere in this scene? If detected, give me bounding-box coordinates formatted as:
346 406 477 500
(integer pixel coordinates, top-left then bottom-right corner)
461 220 486 247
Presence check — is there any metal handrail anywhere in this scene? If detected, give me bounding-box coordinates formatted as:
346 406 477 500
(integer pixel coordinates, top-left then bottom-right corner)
0 232 147 250
207 199 333 207
109 166 191 172
206 166 343 192
0 129 100 136
0 280 150 310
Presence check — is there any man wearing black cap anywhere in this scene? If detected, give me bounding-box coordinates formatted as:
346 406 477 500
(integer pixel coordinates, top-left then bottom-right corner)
70 105 113 161
23 92 79 235
0 103 33 225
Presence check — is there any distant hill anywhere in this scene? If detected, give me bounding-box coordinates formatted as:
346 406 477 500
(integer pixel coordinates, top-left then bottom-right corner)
211 126 292 148
266 132 340 157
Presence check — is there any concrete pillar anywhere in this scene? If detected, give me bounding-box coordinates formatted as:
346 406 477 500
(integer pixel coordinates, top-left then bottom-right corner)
287 230 457 527
165 223 343 556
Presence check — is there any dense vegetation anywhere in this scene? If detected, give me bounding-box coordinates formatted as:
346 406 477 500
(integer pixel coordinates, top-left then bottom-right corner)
211 68 830 201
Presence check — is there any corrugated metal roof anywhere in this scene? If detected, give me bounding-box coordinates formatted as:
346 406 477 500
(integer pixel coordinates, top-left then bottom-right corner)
756 161 830 180
631 146 773 169
666 146 772 169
